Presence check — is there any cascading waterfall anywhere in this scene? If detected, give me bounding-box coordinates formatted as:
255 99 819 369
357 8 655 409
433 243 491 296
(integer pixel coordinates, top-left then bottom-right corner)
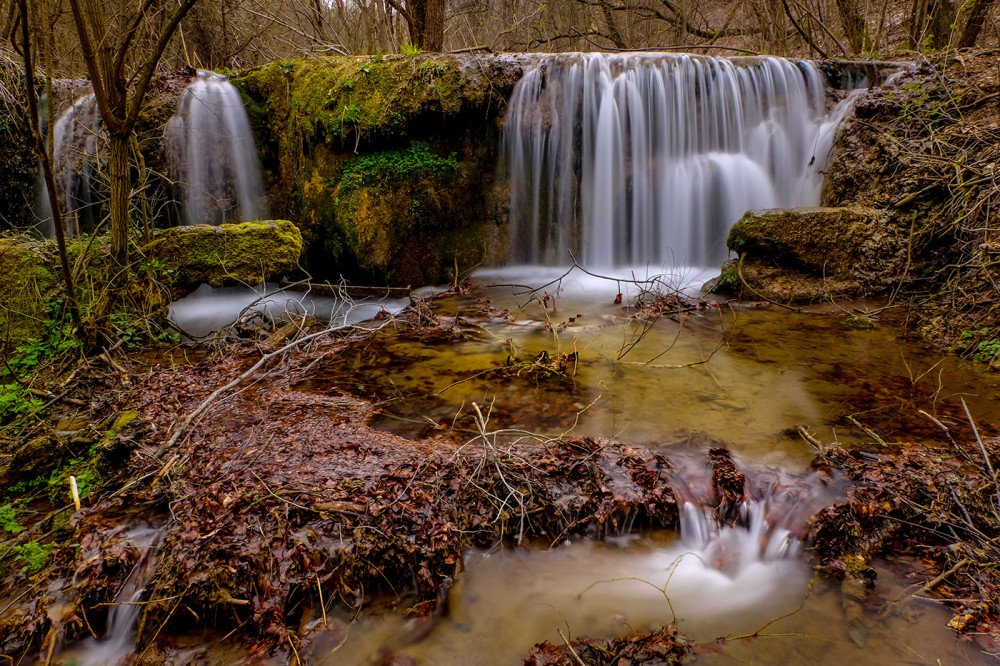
37 71 266 236
63 525 164 665
38 93 103 237
165 70 267 226
503 53 854 268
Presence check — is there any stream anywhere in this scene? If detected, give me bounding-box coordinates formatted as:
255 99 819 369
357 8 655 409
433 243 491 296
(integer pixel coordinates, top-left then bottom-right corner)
137 268 1000 665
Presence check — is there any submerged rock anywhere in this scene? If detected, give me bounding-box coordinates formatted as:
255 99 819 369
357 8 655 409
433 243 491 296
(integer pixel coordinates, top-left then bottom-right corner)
709 206 906 302
144 219 303 289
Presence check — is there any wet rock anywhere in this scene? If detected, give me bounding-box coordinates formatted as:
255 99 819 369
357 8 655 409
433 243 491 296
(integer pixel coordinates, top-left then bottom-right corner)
711 206 906 302
143 219 303 290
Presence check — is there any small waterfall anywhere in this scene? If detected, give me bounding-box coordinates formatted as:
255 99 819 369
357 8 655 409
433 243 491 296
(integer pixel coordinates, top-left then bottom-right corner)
62 525 164 665
38 93 103 237
165 71 267 226
503 53 854 268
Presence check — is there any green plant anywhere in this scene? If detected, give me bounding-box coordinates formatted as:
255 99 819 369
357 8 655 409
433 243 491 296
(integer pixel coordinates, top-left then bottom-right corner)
0 383 44 422
401 43 422 57
335 141 458 194
111 314 143 350
0 503 24 534
138 258 169 275
340 104 362 125
2 298 80 379
13 540 53 574
974 338 1000 364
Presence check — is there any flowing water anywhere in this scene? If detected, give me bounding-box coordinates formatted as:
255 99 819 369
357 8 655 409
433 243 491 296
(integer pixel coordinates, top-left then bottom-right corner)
168 283 410 338
37 71 265 235
38 93 103 237
504 53 855 267
291 270 999 665
58 525 164 665
165 71 267 226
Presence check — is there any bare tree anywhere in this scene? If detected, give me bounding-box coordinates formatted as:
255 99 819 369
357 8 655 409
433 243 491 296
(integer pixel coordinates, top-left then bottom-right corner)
66 0 197 265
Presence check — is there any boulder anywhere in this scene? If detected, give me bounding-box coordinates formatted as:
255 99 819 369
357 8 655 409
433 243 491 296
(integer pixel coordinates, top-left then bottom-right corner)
144 220 303 289
709 207 907 302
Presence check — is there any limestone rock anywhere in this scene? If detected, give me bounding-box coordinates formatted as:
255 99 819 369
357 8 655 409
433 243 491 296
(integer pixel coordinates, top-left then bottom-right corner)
144 219 303 288
709 207 906 302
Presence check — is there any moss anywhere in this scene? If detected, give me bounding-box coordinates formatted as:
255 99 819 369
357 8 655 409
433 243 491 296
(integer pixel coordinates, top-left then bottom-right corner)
233 54 517 286
842 315 878 329
143 220 303 289
0 238 58 350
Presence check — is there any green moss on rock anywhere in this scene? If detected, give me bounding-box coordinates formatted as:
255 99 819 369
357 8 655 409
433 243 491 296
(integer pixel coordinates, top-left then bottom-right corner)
234 54 515 286
0 238 58 347
144 220 303 288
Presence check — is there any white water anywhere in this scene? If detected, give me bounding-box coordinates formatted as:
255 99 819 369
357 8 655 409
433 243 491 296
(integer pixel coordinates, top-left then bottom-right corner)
504 53 856 269
38 94 102 237
306 492 823 664
165 71 267 226
169 283 410 338
60 526 164 666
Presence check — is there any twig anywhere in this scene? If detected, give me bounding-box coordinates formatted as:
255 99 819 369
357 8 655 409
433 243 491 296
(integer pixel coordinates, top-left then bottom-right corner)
960 398 1000 511
556 628 587 666
915 558 969 597
157 316 391 457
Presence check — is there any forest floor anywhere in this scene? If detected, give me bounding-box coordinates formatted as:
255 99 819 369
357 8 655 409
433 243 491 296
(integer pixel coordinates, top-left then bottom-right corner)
0 285 998 664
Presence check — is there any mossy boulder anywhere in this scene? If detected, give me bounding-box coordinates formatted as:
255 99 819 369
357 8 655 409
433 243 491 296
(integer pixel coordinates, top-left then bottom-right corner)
0 238 58 347
144 220 303 289
235 54 517 286
709 207 906 302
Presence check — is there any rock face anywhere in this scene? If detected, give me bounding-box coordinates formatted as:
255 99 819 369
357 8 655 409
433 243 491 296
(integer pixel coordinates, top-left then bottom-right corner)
235 53 519 286
144 220 303 289
713 207 907 302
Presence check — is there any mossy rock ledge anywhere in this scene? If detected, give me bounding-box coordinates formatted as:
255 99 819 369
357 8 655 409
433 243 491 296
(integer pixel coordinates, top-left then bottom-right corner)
144 220 303 290
708 206 906 302
0 238 58 346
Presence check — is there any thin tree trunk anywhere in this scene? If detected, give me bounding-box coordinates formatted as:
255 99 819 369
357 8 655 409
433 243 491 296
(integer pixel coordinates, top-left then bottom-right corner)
958 0 996 46
18 0 80 327
108 132 131 265
422 0 444 50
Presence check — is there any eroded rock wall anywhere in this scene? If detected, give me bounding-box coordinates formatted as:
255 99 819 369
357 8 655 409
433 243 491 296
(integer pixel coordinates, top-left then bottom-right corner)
235 54 521 286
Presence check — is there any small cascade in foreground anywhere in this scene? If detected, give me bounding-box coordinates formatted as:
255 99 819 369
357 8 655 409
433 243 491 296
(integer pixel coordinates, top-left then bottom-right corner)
504 53 855 268
38 93 103 237
165 71 267 226
65 525 164 665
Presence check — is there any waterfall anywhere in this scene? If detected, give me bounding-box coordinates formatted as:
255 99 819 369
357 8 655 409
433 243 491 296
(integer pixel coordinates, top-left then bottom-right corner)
503 53 853 269
38 93 103 237
37 71 266 235
165 71 267 226
63 525 164 665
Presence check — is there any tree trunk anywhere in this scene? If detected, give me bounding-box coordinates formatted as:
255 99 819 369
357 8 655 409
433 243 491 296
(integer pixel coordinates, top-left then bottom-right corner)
958 0 996 46
108 132 131 265
406 0 445 51
422 0 444 51
835 0 869 53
